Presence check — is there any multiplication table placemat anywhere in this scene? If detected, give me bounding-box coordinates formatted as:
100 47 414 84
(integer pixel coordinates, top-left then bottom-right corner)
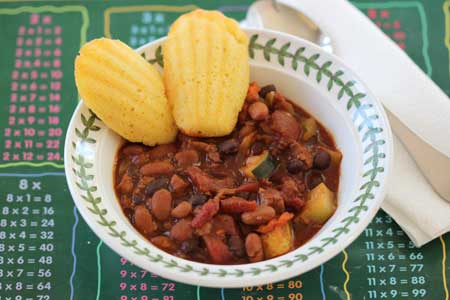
0 0 448 299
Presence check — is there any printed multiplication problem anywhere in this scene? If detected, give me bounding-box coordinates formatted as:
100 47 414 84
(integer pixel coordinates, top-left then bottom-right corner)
96 243 198 300
0 175 73 300
104 6 194 47
128 12 168 48
0 179 54 300
346 210 447 300
230 280 304 300
118 257 176 300
1 14 63 164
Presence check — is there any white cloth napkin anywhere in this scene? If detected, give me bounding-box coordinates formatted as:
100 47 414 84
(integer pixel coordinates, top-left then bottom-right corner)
246 0 450 246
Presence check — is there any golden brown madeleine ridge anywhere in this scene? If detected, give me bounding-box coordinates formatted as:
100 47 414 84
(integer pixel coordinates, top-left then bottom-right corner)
75 38 177 146
163 9 250 137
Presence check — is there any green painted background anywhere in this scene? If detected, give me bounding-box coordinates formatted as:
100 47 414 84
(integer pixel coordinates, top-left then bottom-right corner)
0 0 448 299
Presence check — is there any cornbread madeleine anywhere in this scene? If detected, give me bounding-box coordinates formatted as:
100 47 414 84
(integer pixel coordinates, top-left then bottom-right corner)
163 9 249 137
75 38 177 146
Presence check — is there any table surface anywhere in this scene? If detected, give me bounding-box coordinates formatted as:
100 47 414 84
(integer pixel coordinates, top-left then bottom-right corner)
0 0 449 299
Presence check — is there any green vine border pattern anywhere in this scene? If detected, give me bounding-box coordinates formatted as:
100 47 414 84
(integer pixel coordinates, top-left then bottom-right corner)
71 34 385 277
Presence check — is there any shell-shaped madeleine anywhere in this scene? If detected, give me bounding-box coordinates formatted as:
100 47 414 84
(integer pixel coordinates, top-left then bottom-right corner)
163 9 249 137
75 38 177 146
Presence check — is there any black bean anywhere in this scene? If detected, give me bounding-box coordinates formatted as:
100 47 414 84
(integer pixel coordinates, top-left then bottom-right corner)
218 138 239 154
131 194 144 204
181 239 198 253
144 177 169 196
259 84 276 98
251 141 265 155
313 150 331 170
189 194 208 206
287 159 305 174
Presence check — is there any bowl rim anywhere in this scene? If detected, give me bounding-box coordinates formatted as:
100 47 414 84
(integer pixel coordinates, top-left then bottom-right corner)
65 27 393 287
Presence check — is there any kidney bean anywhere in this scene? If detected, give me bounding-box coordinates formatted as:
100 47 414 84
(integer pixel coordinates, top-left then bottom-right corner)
140 161 174 176
171 201 192 218
248 102 269 121
313 149 331 170
245 233 264 262
241 206 276 225
144 178 169 196
170 219 193 241
151 189 172 221
133 205 156 235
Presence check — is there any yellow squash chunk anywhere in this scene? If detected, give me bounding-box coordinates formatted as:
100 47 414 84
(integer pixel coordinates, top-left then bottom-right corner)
261 223 293 259
301 117 317 141
163 9 249 137
75 38 177 146
300 183 336 224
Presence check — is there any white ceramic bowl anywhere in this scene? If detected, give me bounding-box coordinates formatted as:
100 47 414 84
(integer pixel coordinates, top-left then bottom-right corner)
65 28 392 287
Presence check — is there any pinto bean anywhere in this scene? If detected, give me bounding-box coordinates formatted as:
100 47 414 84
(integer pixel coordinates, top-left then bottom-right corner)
175 150 199 167
151 189 172 221
170 219 193 241
116 173 133 194
245 233 264 262
140 161 174 176
151 236 176 251
248 102 269 121
258 188 285 214
148 143 177 160
122 144 145 156
170 174 189 193
133 205 156 235
241 206 276 225
171 201 192 218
